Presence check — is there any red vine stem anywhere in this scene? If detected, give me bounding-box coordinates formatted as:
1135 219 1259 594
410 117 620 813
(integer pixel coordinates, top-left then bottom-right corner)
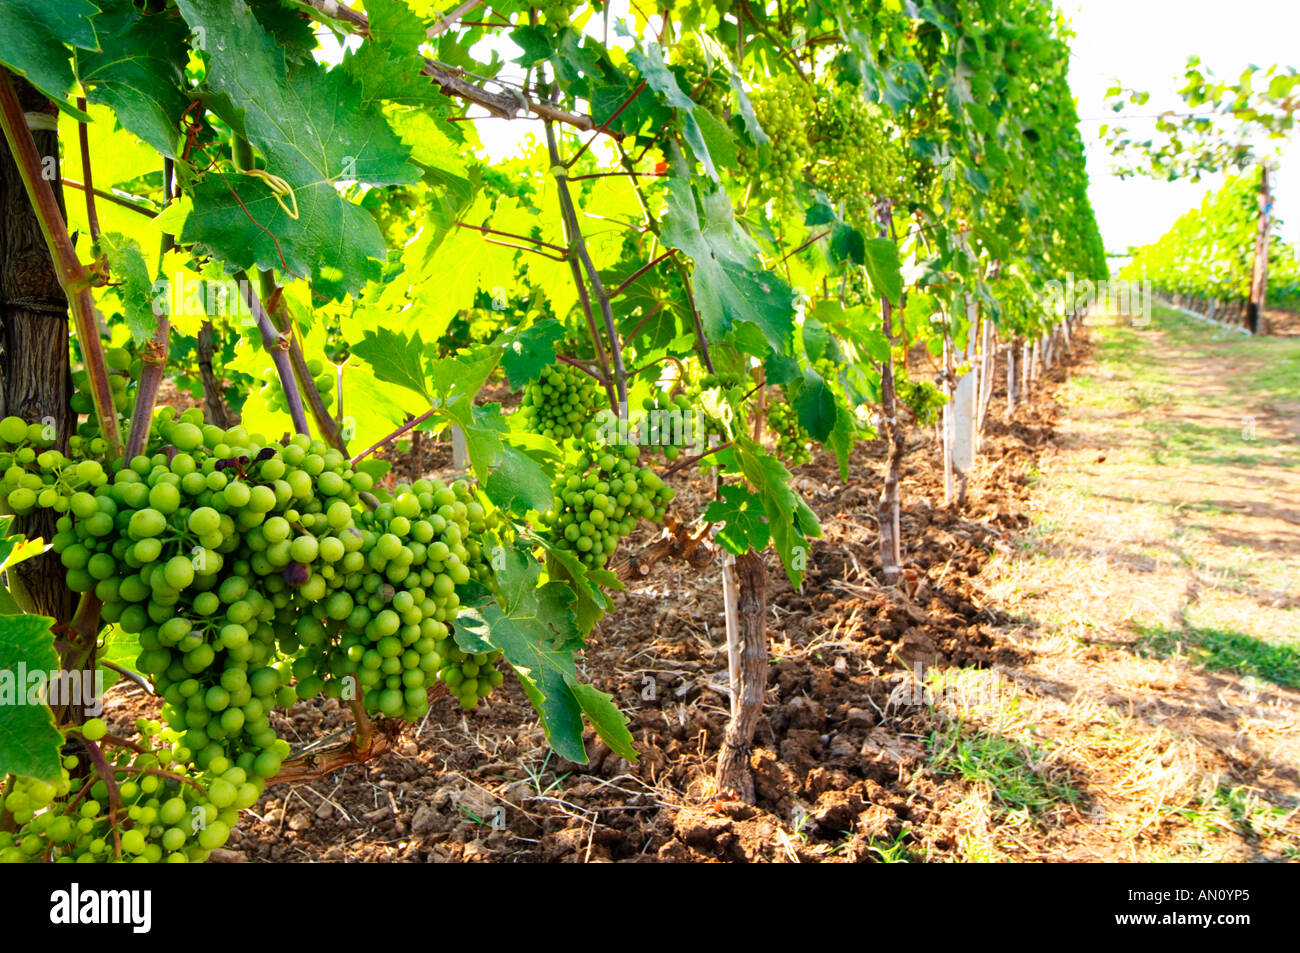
75 97 100 243
79 737 123 859
350 406 439 465
236 272 311 437
610 249 677 299
0 70 124 461
61 178 158 217
547 121 628 412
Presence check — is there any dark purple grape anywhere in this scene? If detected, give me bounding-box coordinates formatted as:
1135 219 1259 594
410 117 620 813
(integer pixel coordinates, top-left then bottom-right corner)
283 562 311 587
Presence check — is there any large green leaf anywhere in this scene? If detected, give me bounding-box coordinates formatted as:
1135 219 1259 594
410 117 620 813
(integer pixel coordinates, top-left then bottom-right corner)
862 237 903 308
175 0 418 298
731 438 821 588
458 547 635 764
0 614 64 782
75 0 189 157
0 1 100 113
627 43 719 181
660 166 795 355
351 326 430 401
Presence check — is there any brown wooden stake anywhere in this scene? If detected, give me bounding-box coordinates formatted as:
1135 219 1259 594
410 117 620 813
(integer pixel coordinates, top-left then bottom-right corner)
1246 157 1271 335
0 76 75 623
714 549 767 802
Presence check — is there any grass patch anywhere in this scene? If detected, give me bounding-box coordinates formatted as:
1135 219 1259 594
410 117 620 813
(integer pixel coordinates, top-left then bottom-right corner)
926 719 1079 820
1133 623 1300 688
1175 785 1299 852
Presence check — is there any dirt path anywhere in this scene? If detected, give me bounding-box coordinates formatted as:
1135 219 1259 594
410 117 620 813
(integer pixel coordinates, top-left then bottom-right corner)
969 307 1300 860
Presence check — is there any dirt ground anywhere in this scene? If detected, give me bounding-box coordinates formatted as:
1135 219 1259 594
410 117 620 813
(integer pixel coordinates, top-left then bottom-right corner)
100 308 1300 862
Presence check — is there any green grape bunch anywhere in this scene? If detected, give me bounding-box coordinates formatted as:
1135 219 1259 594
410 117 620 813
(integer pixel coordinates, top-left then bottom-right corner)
670 37 728 115
0 718 252 864
0 416 105 517
896 377 947 426
739 76 814 203
34 403 509 786
632 390 696 460
541 439 674 570
808 87 905 223
520 361 600 442
766 400 813 466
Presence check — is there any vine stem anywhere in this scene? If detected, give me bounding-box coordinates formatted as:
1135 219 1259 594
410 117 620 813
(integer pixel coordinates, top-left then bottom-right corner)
350 406 438 466
660 440 733 478
75 97 100 243
557 353 609 385
0 69 124 462
610 249 676 299
615 142 716 374
260 273 348 452
236 272 311 437
546 121 628 412
79 737 123 859
61 179 157 217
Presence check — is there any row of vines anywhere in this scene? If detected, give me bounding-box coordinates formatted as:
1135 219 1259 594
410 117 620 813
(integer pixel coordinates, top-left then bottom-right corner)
0 0 1104 863
1120 165 1300 316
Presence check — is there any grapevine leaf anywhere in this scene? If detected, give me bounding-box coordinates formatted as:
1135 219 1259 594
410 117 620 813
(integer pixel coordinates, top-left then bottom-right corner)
661 167 795 354
790 371 837 442
98 233 157 346
0 613 64 782
0 1 100 114
343 0 456 117
74 0 190 157
825 396 859 480
703 484 770 555
459 547 635 763
174 0 418 298
539 540 617 635
351 327 430 401
628 43 719 181
731 437 821 589
729 72 769 147
861 237 903 307
498 321 567 389
484 443 554 516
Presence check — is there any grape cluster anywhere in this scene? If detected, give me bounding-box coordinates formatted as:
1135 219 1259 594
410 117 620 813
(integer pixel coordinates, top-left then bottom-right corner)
766 401 813 466
541 440 674 569
0 719 246 863
0 416 105 516
304 479 505 716
741 76 812 202
896 377 947 426
670 37 728 115
520 362 600 443
808 87 904 223
634 390 696 461
69 346 140 443
39 405 505 779
260 358 335 418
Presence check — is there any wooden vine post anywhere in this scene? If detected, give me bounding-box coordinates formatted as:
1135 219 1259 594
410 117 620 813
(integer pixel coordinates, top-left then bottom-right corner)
0 74 74 623
714 549 767 802
876 202 904 583
1246 156 1272 335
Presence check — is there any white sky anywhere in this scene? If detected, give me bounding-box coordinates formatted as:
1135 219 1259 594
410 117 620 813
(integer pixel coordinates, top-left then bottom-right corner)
1063 0 1300 266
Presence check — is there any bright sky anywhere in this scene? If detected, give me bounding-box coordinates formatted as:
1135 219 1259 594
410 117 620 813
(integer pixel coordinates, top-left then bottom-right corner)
1063 0 1300 266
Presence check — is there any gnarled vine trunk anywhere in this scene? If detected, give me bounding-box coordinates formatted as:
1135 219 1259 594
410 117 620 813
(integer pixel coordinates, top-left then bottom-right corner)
0 75 74 623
